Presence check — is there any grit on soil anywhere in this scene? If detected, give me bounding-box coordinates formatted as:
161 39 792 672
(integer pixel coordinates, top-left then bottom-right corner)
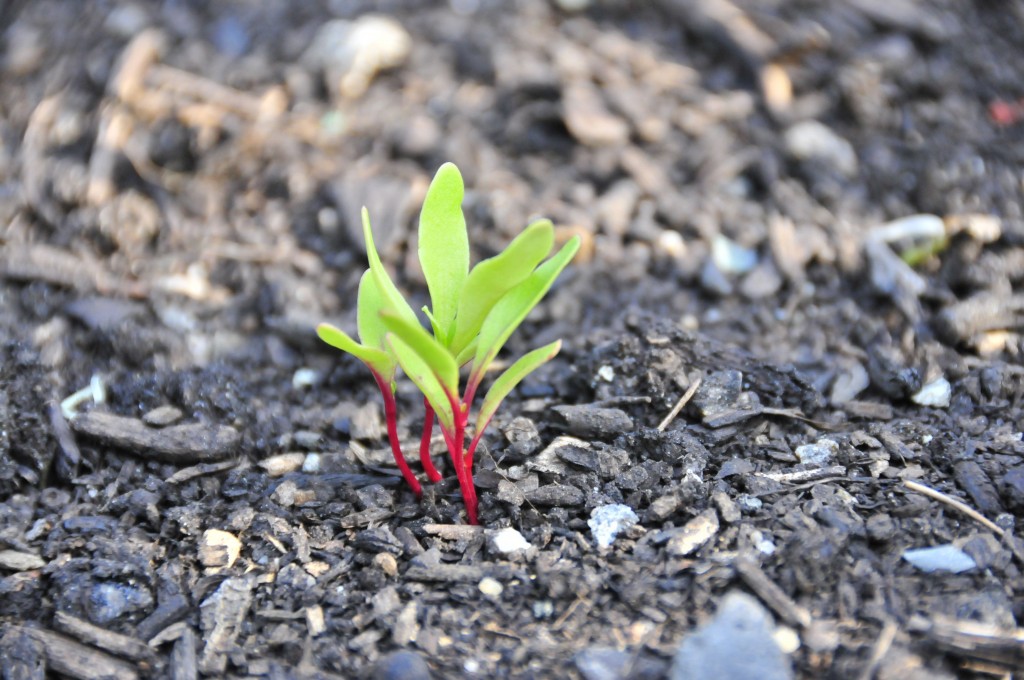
1 1 1024 678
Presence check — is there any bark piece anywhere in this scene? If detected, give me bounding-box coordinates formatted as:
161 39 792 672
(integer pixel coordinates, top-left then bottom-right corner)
71 412 240 464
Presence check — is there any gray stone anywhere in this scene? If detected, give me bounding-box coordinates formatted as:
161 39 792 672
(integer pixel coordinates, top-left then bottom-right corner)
552 404 634 438
671 591 792 680
374 650 431 680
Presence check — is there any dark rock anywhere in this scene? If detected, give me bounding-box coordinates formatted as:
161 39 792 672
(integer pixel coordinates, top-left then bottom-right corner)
953 459 1004 516
552 404 634 438
557 444 601 472
503 417 542 457
998 466 1024 511
352 527 404 556
525 484 586 506
85 581 154 625
691 370 743 417
866 513 896 542
596 447 630 479
616 466 650 492
497 479 526 507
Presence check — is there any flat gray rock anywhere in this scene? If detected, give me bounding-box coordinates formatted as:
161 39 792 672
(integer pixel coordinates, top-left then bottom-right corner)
671 591 792 680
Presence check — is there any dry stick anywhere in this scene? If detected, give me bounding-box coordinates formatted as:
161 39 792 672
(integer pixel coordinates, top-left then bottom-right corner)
902 480 1004 537
857 620 898 680
657 376 703 431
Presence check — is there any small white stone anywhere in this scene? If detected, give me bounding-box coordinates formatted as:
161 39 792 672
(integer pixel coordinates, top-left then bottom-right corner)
478 577 503 598
903 544 975 573
589 504 639 549
597 365 615 382
784 120 858 176
795 438 839 467
657 230 686 259
259 452 306 477
711 234 758 275
490 527 531 554
302 452 321 473
292 368 319 389
911 377 951 408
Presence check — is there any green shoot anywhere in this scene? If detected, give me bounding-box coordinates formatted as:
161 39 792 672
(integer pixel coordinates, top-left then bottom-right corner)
318 162 580 524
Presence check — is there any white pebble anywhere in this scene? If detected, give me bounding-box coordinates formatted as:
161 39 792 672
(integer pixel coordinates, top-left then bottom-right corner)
588 504 639 549
911 377 951 408
478 577 503 598
711 235 758 275
490 527 531 554
292 368 319 389
597 365 615 382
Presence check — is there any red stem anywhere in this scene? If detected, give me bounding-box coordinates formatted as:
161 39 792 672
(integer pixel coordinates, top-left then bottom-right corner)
442 390 479 525
419 398 442 483
372 373 422 498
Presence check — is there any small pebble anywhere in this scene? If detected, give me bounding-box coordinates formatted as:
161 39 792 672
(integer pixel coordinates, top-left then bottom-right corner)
373 650 431 680
795 438 839 467
784 120 858 177
711 234 758 275
292 368 319 389
478 577 503 598
489 527 531 554
588 504 639 549
671 591 792 680
737 495 763 513
142 405 184 427
902 544 976 573
911 377 951 408
666 510 719 557
302 452 322 473
373 552 399 577
260 452 306 477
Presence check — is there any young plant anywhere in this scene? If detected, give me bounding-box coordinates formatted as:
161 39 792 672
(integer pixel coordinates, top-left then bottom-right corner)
318 163 580 524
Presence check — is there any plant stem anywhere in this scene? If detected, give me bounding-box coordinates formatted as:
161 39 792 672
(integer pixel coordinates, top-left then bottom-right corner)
444 391 479 525
419 398 442 483
371 373 422 498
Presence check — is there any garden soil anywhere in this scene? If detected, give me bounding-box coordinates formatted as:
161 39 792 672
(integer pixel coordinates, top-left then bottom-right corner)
1 1 1024 678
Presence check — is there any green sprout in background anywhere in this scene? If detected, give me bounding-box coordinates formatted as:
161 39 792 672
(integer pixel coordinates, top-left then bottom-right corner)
318 163 580 524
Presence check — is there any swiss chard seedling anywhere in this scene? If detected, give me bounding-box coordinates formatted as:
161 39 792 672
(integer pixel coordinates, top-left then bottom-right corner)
318 163 580 524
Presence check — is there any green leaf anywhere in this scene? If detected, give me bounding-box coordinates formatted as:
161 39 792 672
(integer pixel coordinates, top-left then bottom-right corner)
379 311 459 397
471 236 581 381
386 333 456 432
476 340 561 433
418 163 468 343
449 219 554 354
453 337 478 368
356 270 389 350
317 322 393 377
362 207 419 327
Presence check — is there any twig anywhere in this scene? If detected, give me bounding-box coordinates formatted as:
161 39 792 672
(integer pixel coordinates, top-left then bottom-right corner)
734 556 812 628
857 620 898 680
902 480 1004 537
657 376 702 431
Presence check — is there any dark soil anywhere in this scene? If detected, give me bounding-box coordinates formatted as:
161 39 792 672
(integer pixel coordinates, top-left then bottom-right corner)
2 1 1024 678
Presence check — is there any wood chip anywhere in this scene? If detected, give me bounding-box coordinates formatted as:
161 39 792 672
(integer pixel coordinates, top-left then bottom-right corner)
71 412 240 464
53 612 155 665
13 626 139 680
198 529 242 571
735 556 813 628
404 563 515 584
